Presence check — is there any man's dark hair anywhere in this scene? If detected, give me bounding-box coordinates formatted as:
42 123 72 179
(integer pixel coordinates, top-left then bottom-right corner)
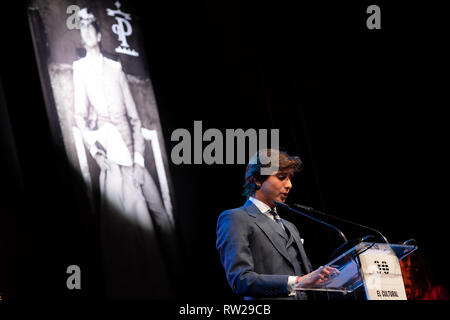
242 149 303 198
79 7 101 34
76 7 102 58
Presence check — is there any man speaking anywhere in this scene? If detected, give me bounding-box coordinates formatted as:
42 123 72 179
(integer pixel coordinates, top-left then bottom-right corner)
216 149 337 300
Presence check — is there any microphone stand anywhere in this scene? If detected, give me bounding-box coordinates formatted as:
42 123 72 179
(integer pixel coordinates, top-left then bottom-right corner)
293 203 390 244
276 201 381 261
275 201 349 244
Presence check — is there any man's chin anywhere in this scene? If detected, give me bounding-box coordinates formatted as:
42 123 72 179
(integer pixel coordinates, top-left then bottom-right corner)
277 197 286 203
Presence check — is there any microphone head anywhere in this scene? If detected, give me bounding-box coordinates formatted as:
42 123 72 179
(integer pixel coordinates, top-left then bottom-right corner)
292 203 314 212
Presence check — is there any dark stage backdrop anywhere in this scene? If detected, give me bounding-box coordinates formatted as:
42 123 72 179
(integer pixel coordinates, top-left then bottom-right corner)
0 0 449 301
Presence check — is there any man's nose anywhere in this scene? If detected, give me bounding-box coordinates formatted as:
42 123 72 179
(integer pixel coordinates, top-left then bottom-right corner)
285 178 292 190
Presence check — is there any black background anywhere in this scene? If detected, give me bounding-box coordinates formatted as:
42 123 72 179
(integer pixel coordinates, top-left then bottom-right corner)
0 0 449 304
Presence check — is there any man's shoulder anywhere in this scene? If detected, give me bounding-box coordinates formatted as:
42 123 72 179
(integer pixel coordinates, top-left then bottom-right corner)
72 56 122 69
72 58 84 69
103 56 122 69
217 204 250 223
219 205 247 217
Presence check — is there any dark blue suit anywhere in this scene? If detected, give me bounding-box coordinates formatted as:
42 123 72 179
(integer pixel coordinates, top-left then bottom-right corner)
216 200 313 300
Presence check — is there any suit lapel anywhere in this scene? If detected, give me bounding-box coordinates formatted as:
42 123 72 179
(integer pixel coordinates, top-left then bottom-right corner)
244 201 295 269
283 221 313 274
267 217 289 241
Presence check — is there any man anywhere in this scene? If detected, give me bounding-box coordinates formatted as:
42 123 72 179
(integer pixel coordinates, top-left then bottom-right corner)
73 7 174 232
72 8 175 298
216 149 338 300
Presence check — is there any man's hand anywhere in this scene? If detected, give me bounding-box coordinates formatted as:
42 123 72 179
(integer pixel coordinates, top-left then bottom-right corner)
94 151 111 171
294 266 340 288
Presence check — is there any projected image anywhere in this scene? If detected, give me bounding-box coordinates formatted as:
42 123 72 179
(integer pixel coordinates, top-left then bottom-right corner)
28 0 177 298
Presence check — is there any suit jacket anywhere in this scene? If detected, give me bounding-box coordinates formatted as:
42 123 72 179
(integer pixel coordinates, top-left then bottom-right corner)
73 55 145 164
216 199 313 300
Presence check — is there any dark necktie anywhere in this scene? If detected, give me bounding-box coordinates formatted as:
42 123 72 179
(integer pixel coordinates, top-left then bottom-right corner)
268 209 286 231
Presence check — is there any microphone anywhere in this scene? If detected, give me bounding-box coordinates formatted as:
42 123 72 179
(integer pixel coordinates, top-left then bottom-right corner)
274 201 349 244
293 203 390 244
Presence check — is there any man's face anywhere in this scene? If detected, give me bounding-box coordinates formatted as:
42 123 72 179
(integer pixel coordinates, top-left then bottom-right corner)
79 20 101 48
255 169 294 207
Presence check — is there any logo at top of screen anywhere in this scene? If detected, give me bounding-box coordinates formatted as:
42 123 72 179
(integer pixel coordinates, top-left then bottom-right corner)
66 1 139 57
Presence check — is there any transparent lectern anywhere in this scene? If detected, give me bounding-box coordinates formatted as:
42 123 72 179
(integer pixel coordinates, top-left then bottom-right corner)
293 242 418 300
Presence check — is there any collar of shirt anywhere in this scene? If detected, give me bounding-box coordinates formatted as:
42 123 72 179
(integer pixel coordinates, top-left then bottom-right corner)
249 196 276 220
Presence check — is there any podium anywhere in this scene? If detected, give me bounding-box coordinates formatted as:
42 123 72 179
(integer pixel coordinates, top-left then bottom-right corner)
293 242 418 300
